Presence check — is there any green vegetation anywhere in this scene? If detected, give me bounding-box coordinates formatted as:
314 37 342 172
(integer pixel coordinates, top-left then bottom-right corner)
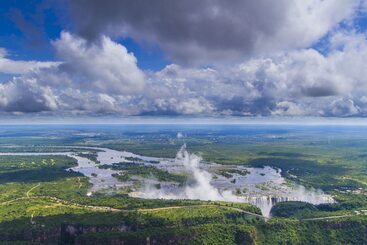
77 152 100 164
99 162 188 184
2 125 367 243
0 155 80 184
0 152 264 243
217 169 250 179
256 218 367 244
76 224 258 245
270 201 319 218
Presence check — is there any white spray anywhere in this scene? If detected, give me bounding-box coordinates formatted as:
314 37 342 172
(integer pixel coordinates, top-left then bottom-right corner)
138 144 238 201
176 144 235 200
132 145 334 217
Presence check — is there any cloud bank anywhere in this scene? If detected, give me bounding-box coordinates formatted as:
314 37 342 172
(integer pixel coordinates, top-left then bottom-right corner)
1 1 367 118
0 48 58 74
66 0 358 64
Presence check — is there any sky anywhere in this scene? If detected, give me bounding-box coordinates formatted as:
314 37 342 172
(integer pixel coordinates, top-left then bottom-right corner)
1 0 367 121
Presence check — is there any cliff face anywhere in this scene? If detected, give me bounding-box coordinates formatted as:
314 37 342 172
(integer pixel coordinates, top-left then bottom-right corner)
0 223 133 244
1 219 367 244
61 224 131 244
0 226 61 243
73 224 257 245
75 235 198 245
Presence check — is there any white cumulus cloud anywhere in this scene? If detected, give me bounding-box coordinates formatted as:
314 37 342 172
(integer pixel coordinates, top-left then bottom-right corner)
52 32 145 95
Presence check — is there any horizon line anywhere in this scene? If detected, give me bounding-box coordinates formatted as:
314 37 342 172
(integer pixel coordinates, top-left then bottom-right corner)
1 116 367 126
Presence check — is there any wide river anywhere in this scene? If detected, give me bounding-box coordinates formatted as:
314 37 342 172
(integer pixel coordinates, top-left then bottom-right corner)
0 146 334 217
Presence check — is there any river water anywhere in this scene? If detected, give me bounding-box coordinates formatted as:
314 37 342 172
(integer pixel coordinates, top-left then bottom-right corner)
0 146 334 217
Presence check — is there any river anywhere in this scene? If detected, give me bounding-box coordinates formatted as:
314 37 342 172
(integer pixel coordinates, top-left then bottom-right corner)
0 146 334 217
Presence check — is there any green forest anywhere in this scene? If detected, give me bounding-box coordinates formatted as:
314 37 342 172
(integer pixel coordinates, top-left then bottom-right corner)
1 125 367 244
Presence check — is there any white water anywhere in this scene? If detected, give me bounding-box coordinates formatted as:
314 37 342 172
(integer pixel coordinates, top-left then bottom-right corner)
130 145 334 216
0 146 334 217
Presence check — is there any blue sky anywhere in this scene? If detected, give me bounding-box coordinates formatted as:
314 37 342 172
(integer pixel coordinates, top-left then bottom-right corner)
0 0 58 61
0 0 169 70
1 0 367 119
2 0 367 68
